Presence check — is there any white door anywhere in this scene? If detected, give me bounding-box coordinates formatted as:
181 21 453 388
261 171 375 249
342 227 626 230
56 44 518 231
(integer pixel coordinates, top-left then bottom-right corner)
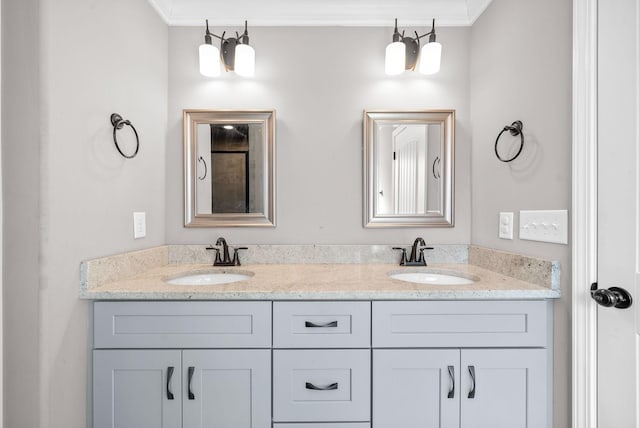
596 0 640 426
392 125 428 214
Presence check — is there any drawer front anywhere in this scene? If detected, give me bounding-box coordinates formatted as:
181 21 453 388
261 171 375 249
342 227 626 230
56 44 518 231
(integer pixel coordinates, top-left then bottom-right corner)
273 350 371 422
372 300 548 348
94 301 271 348
273 424 370 428
273 301 370 348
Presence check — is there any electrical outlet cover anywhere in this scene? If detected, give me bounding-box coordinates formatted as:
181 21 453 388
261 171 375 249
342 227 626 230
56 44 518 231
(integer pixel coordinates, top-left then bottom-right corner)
499 212 514 240
133 212 146 239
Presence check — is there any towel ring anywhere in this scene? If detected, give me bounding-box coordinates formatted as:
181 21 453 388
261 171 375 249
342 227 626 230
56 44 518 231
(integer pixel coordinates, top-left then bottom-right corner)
197 156 208 180
494 120 524 163
110 113 139 159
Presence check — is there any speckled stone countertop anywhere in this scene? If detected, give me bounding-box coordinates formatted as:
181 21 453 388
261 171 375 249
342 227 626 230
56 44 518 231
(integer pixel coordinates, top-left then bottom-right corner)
79 245 560 300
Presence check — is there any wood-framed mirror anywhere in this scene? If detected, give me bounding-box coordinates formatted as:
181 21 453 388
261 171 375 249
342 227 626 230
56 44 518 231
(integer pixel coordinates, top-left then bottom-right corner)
363 109 455 228
183 109 276 227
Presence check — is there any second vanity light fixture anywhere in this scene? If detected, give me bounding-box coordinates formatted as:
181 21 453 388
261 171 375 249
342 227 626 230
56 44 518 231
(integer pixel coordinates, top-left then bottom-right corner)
385 18 442 76
199 19 255 78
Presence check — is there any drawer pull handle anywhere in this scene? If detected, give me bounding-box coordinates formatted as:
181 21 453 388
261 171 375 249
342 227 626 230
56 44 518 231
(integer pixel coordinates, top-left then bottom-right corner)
468 365 476 399
447 365 455 399
304 321 338 328
188 366 195 400
305 382 338 391
166 366 175 400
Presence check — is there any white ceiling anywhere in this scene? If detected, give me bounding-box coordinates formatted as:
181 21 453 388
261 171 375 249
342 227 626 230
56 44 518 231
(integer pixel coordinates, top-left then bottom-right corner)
147 0 494 27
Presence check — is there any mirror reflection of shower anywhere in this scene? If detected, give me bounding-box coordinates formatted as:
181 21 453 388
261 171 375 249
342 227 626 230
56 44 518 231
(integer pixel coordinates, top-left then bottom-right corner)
196 123 264 214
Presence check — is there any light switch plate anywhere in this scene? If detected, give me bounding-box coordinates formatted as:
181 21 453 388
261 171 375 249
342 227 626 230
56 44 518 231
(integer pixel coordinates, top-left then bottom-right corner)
499 212 514 240
519 210 568 244
133 212 146 239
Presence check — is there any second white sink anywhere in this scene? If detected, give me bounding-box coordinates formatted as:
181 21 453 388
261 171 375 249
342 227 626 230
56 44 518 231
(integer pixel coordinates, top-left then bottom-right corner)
389 271 477 285
166 272 253 286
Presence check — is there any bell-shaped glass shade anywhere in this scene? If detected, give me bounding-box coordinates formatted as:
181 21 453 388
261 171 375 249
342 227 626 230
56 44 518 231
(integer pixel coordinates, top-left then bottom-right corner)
385 41 406 75
199 43 221 77
419 41 442 75
234 44 255 77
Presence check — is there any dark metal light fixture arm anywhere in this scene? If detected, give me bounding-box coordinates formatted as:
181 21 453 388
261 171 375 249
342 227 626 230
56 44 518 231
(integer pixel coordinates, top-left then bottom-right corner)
414 19 437 42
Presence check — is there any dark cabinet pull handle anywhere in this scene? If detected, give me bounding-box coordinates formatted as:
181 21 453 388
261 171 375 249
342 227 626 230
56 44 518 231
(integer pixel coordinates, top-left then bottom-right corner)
468 365 476 399
166 366 175 400
305 321 338 328
447 365 455 398
305 382 338 391
188 366 195 400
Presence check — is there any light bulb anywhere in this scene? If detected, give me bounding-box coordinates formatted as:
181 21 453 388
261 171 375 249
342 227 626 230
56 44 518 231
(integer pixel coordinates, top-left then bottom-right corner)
385 41 406 75
419 41 442 75
199 43 221 77
234 44 255 77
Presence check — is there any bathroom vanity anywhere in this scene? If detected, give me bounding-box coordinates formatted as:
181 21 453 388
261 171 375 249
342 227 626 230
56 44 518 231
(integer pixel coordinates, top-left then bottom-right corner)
92 299 551 428
84 246 558 428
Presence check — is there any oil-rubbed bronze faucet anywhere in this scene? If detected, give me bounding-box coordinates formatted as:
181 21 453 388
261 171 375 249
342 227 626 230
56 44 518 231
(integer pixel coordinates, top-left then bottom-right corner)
393 237 434 266
206 237 247 266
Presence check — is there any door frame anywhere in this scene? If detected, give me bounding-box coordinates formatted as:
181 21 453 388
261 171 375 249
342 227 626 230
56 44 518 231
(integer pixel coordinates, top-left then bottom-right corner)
572 0 599 427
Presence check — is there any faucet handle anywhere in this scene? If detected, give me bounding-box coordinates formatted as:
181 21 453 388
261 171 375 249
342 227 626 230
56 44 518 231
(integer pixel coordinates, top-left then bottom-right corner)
392 247 408 266
417 246 434 263
206 245 222 265
232 247 248 266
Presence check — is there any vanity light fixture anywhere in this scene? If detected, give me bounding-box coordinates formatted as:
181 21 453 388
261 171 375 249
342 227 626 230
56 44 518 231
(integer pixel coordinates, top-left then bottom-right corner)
199 19 255 77
385 18 442 76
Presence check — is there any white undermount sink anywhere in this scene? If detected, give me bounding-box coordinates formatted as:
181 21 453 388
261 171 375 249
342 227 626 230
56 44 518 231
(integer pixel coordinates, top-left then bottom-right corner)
388 271 477 285
166 271 253 286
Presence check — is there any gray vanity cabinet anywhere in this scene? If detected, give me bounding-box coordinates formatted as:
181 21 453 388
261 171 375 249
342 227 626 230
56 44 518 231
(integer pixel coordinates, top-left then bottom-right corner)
92 302 272 428
371 301 551 428
92 300 551 428
373 348 547 428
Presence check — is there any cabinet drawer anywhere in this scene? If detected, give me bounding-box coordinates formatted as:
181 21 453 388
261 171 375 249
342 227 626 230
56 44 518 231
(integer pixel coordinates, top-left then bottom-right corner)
273 424 370 428
94 301 271 348
372 300 548 348
273 350 371 422
273 301 370 348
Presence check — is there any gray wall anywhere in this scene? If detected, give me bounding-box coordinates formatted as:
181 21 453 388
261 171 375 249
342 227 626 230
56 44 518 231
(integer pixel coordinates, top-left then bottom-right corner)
2 0 42 426
2 0 168 426
166 26 472 245
469 1 572 427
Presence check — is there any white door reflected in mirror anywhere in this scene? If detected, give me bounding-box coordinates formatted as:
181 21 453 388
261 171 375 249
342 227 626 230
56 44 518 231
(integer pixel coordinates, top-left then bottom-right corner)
375 123 442 215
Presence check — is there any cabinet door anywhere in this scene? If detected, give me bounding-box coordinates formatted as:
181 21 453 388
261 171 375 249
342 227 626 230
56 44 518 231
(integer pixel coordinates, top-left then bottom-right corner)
182 350 271 428
460 349 548 428
373 349 460 428
93 350 182 428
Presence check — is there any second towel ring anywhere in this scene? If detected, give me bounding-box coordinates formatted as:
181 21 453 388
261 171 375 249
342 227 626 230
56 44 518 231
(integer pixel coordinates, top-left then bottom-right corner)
111 113 140 159
495 120 524 163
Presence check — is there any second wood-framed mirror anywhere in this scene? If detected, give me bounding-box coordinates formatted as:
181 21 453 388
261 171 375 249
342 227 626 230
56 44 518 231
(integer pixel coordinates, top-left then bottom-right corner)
183 109 276 227
363 109 455 228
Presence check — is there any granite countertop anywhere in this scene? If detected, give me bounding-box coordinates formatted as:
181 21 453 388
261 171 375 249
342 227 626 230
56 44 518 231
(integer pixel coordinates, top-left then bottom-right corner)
79 261 560 301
